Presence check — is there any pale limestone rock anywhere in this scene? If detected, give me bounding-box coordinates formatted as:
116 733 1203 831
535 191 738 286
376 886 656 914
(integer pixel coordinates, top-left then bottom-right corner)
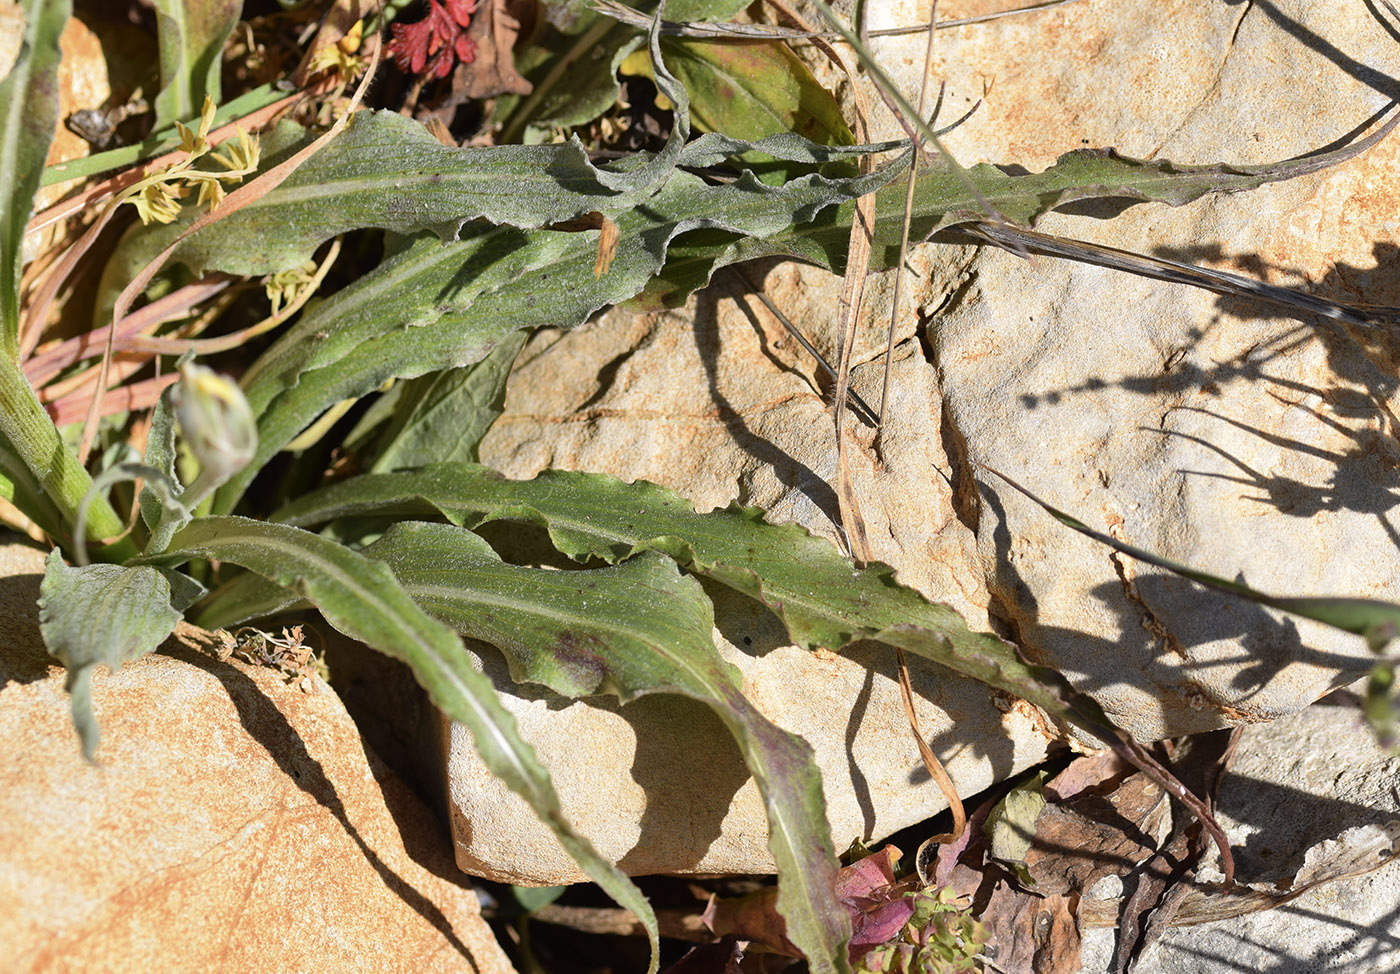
446 0 1400 878
445 584 1054 884
924 0 1400 738
0 540 513 974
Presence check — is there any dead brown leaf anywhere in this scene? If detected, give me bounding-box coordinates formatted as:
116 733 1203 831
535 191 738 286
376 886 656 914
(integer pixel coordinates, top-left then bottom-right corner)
1024 772 1170 896
1110 729 1239 974
545 211 620 277
978 882 1082 974
453 0 535 99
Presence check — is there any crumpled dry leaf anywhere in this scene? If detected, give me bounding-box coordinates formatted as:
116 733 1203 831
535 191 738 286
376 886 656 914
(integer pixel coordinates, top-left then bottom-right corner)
453 0 534 99
838 845 920 958
978 882 1082 974
1025 772 1171 896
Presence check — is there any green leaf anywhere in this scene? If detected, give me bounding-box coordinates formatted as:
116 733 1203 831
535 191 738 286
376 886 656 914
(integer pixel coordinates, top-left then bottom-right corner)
140 515 663 972
39 549 184 759
266 461 1239 881
196 120 1391 516
654 36 854 147
209 143 904 513
985 467 1400 654
151 0 242 128
0 0 68 358
140 385 182 532
165 4 694 278
984 770 1048 888
368 329 528 472
511 885 567 914
368 521 850 971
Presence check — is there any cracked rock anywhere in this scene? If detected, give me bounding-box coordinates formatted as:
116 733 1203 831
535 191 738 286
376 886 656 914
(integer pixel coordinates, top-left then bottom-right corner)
445 0 1400 878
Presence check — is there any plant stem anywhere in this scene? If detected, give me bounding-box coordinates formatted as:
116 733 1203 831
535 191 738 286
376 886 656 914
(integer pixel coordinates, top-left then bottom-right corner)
0 356 137 560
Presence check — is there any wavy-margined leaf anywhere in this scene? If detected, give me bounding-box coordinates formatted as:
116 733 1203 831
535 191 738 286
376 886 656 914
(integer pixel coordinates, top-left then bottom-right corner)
209 120 1395 517
268 462 1241 880
38 550 200 759
985 467 1400 653
371 521 851 973
638 115 1400 307
1 0 67 356
137 515 663 973
193 516 853 972
160 6 691 278
151 0 241 128
209 151 906 513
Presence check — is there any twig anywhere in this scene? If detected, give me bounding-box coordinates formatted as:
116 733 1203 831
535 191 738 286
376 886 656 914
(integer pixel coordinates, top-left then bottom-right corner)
878 2 941 426
590 0 1084 40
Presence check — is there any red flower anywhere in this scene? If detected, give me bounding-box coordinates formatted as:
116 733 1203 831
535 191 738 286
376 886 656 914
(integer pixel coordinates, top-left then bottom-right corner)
387 0 478 79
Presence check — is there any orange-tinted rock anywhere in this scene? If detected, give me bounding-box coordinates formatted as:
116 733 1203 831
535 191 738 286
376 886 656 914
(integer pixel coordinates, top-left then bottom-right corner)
0 539 514 974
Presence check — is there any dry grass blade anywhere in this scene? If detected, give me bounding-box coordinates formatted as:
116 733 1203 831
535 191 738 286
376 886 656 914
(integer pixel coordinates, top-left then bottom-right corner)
24 275 236 386
45 373 180 427
878 2 940 427
78 19 383 464
956 221 1398 328
120 238 341 355
728 266 879 426
592 0 1084 39
896 647 967 844
765 0 969 843
763 0 875 561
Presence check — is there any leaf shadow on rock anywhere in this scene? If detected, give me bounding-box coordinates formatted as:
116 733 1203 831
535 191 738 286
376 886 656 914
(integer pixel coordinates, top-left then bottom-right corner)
1217 770 1400 885
468 623 754 876
157 636 485 963
689 282 842 528
977 486 1378 737
1160 897 1400 974
1236 0 1400 103
0 564 49 688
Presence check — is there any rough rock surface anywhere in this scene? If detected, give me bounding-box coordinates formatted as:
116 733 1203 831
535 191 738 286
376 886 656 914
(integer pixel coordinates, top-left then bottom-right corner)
0 539 513 974
1082 697 1400 972
446 0 1400 878
921 0 1400 738
445 585 1053 884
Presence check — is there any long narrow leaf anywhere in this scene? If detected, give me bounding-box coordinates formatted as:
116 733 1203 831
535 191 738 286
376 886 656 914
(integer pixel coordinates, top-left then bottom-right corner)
197 120 1396 515
268 462 1239 881
139 515 663 972
0 0 68 357
152 0 242 127
365 521 850 973
209 151 906 512
193 519 854 971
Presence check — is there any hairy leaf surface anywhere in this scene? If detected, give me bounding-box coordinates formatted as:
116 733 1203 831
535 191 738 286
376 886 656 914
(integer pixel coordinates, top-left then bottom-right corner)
268 462 1240 878
0 0 67 355
151 0 241 127
38 550 190 759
